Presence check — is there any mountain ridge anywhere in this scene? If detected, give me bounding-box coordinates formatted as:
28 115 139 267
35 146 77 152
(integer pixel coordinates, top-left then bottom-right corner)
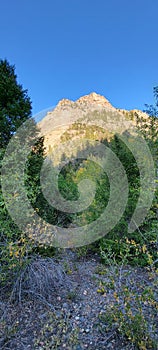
38 92 151 152
54 92 114 110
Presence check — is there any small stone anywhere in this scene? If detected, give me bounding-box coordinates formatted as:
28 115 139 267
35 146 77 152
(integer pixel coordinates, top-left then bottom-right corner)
75 346 83 350
63 303 68 308
56 311 61 318
75 316 80 320
80 316 85 322
85 328 90 333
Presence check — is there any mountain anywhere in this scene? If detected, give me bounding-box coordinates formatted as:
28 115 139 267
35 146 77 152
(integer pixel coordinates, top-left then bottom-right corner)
38 92 152 153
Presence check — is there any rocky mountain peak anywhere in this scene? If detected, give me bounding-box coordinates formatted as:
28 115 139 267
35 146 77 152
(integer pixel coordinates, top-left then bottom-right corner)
38 91 155 153
54 92 113 111
76 92 112 108
55 98 73 109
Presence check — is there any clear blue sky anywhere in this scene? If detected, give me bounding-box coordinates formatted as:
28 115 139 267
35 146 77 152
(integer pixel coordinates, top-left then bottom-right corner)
0 0 157 118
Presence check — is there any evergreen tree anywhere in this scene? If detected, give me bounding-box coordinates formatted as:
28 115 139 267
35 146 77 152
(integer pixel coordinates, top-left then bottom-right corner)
144 86 158 118
0 59 45 283
0 59 32 148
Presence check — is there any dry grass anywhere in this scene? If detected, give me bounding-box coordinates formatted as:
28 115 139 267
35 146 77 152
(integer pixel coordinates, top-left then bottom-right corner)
3 256 72 309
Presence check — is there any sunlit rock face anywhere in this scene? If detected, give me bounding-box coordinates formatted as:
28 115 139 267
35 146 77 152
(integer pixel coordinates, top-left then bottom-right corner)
38 92 151 152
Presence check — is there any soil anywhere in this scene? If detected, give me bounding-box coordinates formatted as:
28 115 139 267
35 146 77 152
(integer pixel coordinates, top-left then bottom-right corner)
0 249 157 350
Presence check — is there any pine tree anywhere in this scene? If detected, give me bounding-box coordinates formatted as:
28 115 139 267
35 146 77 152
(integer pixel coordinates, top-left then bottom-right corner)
0 60 45 283
0 59 32 148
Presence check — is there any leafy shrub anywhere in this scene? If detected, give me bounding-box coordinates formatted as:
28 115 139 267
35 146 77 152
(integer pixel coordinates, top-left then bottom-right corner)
99 283 158 349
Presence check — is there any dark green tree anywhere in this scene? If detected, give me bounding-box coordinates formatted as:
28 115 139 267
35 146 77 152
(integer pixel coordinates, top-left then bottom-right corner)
143 87 158 229
0 59 45 285
0 59 32 148
142 87 158 169
144 86 158 118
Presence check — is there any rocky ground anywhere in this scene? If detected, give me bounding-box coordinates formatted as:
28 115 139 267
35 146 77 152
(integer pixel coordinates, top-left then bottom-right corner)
0 249 158 350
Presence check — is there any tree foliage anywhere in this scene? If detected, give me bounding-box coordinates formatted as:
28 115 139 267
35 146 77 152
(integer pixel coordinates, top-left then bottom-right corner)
0 59 45 285
144 86 158 118
0 59 32 148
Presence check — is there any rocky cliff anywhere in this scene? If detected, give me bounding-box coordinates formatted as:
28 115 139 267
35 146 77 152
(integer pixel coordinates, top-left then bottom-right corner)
38 92 151 152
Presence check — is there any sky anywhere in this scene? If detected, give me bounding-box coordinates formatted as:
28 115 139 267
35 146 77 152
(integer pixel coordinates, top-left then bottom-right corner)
0 0 158 120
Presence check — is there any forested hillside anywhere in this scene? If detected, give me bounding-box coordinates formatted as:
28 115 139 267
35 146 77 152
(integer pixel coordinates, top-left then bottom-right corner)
0 61 157 350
